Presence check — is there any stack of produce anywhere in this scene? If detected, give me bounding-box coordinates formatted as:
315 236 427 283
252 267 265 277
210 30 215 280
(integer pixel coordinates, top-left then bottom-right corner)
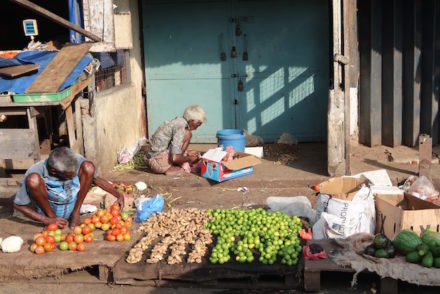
30 224 65 254
83 203 133 242
30 203 133 254
364 232 396 258
393 229 440 268
207 208 303 266
126 208 212 264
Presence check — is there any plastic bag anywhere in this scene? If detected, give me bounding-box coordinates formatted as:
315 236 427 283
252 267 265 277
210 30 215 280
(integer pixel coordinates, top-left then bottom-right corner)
303 244 328 260
117 137 147 164
408 176 439 200
266 196 316 222
134 195 164 222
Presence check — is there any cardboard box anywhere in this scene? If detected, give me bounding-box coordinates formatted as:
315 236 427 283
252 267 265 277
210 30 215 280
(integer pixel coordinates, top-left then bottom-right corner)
201 152 261 182
375 192 440 239
317 176 368 200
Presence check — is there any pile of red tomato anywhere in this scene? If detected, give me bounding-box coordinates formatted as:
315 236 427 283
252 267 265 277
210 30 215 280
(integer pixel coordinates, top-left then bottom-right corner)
30 223 66 254
94 203 133 242
30 203 133 254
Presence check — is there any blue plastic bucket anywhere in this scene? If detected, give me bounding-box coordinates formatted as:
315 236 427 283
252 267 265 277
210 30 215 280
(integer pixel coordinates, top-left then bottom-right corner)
216 129 246 152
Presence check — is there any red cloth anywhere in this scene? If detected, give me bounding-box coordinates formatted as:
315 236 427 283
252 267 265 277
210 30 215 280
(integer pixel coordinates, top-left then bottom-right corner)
303 245 328 260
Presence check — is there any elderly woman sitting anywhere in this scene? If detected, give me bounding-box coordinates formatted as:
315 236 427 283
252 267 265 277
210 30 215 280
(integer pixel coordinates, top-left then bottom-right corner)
145 105 207 175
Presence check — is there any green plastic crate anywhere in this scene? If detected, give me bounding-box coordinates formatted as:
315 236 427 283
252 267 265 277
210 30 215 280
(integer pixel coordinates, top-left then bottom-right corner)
12 86 72 103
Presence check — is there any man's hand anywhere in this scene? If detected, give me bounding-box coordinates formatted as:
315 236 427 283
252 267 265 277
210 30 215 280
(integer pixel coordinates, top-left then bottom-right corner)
44 216 68 228
116 193 125 209
69 212 81 228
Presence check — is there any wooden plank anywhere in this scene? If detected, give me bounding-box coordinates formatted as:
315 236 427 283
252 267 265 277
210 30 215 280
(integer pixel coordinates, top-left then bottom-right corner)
359 0 383 146
343 0 351 175
328 0 345 176
303 271 320 292
403 0 422 147
98 265 110 282
1 159 35 170
74 98 84 154
421 0 438 145
0 129 36 159
26 107 40 161
437 3 440 145
0 64 39 78
8 0 101 42
65 105 79 152
60 75 93 110
419 134 432 179
0 108 27 116
380 277 398 294
382 0 403 147
26 43 92 93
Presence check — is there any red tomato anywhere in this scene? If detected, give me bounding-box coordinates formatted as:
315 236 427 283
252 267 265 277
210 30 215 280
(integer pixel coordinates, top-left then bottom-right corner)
112 228 121 236
77 243 86 252
116 215 122 222
123 232 131 241
42 231 49 238
120 227 128 234
84 218 92 225
100 215 109 224
92 215 100 224
84 234 93 243
35 236 46 246
46 235 55 244
30 243 38 252
51 242 56 249
111 209 119 217
33 233 43 241
66 234 75 243
106 234 116 242
116 234 124 242
73 226 82 235
111 217 118 225
111 203 120 212
60 233 66 241
125 220 133 228
82 226 91 235
48 223 59 231
88 223 96 231
44 243 52 252
74 234 84 244
35 246 45 255
69 242 77 251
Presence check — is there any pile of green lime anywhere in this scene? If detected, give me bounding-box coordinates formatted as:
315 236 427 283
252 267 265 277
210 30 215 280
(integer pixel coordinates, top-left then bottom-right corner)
206 208 302 266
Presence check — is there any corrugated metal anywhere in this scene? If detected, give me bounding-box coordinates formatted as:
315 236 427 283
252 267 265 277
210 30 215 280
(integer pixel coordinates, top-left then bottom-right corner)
359 0 439 147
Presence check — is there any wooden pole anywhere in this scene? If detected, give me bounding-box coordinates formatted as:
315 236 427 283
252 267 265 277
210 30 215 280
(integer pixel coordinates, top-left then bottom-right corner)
9 0 101 42
343 0 351 175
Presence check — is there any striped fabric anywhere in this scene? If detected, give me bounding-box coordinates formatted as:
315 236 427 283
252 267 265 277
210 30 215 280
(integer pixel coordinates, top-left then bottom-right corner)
34 176 80 219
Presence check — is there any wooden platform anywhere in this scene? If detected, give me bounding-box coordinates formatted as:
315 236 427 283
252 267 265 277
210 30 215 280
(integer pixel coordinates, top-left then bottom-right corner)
113 254 303 289
304 240 397 293
0 217 142 282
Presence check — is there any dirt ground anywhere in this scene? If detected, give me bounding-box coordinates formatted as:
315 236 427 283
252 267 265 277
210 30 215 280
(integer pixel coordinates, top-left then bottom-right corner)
0 142 439 292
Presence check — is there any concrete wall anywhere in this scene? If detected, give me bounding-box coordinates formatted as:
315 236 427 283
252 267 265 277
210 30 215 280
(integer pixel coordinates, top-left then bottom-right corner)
114 0 146 138
82 0 146 174
83 85 142 174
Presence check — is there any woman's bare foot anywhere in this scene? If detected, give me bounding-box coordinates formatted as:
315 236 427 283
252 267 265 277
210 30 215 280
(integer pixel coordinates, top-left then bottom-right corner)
165 166 185 175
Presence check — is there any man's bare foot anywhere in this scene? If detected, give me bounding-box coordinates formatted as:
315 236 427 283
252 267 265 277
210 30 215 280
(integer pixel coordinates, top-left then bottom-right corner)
69 212 81 228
